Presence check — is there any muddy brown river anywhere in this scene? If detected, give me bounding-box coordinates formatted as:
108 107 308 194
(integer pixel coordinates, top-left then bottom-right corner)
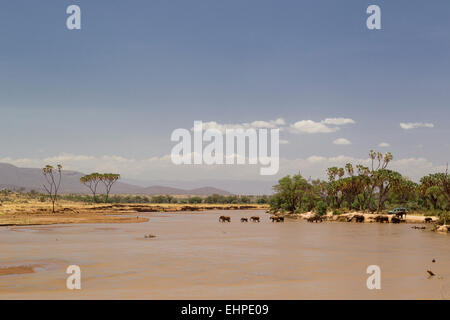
1 210 449 299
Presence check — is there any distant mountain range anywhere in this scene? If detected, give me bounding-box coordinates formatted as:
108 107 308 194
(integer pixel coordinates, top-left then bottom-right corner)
0 163 232 196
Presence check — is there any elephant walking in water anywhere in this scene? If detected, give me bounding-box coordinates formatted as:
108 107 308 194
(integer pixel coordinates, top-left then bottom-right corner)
219 215 231 222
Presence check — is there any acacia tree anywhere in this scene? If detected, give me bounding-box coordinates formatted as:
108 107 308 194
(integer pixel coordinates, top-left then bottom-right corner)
42 164 62 213
100 173 120 203
80 173 102 202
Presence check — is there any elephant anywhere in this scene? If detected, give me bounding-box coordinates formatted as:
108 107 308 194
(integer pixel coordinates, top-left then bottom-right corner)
395 212 406 219
250 216 260 222
240 217 248 222
307 215 323 223
219 215 231 222
375 215 389 223
391 216 404 224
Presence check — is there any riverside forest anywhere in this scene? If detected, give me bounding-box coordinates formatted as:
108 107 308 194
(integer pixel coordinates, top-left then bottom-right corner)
270 151 449 219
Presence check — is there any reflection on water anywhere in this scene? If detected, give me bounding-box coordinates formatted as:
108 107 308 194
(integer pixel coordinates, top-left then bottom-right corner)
0 210 449 299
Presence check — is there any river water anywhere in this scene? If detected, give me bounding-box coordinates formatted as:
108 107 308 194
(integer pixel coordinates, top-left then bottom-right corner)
1 210 449 299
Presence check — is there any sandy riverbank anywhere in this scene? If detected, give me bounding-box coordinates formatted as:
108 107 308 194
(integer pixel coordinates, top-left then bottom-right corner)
0 201 269 226
290 211 439 224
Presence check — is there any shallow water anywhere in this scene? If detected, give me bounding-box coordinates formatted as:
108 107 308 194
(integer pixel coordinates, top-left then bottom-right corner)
1 210 449 299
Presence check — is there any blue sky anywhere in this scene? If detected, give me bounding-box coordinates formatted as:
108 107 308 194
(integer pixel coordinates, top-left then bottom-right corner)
1 0 449 190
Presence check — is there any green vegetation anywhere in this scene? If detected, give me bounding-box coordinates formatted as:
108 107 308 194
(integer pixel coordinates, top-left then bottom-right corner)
316 200 328 216
204 194 253 204
270 151 450 219
150 195 177 203
187 196 202 204
4 191 266 205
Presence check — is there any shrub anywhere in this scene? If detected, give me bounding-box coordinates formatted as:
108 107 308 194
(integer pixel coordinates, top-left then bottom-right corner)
316 201 328 216
188 196 202 204
256 196 268 204
351 199 360 211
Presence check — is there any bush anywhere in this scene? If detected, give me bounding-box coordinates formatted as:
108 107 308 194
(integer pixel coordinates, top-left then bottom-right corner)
351 199 360 211
316 201 328 216
256 196 268 204
188 196 202 204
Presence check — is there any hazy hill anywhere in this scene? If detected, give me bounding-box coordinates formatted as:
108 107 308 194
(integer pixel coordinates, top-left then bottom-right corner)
0 163 232 196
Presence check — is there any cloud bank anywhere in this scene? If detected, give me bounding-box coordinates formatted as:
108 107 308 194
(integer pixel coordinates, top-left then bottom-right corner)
0 152 445 184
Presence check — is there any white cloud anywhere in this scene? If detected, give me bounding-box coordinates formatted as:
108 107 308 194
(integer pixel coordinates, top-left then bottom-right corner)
333 138 351 145
322 118 355 125
196 118 286 133
306 156 327 163
378 142 390 147
188 117 355 135
44 154 95 162
289 120 338 134
400 122 434 130
251 118 285 128
289 118 355 134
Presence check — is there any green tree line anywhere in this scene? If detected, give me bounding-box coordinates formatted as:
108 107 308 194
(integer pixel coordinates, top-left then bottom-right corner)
270 150 450 218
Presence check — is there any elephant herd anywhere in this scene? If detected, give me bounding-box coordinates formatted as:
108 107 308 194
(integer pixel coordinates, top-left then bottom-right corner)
219 215 284 223
218 213 425 224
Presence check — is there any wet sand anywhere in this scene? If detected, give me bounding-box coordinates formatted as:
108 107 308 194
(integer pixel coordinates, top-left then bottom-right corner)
0 265 37 276
1 210 449 299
